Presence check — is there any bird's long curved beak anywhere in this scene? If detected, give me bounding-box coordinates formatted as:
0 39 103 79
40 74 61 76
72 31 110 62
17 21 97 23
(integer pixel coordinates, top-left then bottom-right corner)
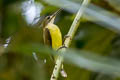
51 8 62 18
50 8 62 23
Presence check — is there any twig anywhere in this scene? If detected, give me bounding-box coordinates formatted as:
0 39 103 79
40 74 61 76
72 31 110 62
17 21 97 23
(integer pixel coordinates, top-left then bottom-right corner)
50 0 90 80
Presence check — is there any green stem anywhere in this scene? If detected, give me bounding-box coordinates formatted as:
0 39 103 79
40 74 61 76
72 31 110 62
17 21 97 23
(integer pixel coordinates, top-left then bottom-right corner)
64 0 90 47
50 0 90 80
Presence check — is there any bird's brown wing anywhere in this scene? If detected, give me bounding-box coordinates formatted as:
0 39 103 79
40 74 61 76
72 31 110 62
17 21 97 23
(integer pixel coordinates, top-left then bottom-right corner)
43 28 55 61
43 28 52 47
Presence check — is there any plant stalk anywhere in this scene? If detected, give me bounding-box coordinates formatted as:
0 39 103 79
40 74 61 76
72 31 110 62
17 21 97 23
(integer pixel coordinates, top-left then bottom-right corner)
50 0 90 80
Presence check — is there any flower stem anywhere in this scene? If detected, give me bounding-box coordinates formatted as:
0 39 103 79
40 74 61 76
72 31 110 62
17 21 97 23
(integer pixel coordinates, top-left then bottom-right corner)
50 0 90 80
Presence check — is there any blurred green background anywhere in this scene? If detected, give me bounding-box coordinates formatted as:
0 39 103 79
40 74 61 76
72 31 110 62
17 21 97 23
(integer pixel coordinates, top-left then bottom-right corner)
0 0 120 80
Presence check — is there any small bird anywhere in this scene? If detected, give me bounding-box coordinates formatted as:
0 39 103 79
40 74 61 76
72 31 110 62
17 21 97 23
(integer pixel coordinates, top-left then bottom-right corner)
42 9 67 77
42 9 62 51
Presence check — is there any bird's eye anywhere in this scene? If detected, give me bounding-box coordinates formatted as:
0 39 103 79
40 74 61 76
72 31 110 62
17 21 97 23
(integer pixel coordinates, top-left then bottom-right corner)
47 16 51 19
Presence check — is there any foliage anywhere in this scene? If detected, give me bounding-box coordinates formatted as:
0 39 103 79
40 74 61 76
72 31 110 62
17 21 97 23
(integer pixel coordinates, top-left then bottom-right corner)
0 0 120 80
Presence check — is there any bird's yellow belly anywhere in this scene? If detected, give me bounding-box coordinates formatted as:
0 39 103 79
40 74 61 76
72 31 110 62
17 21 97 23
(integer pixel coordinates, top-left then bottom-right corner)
46 23 62 50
